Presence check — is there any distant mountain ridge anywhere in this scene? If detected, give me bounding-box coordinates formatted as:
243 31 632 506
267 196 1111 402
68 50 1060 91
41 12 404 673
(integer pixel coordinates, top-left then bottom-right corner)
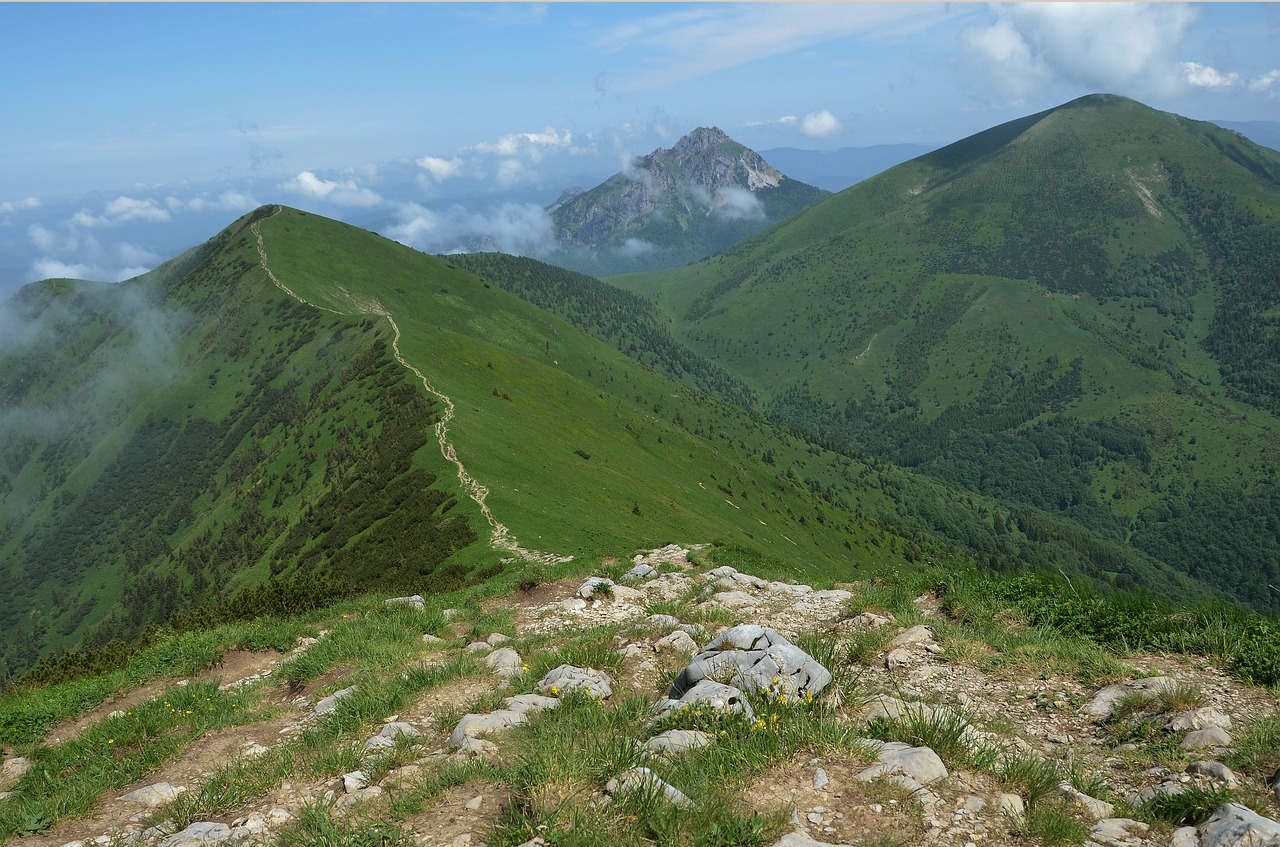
547 127 829 276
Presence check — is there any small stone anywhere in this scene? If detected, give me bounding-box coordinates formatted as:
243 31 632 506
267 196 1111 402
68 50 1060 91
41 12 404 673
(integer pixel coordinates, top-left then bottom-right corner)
606 767 694 808
465 641 492 654
314 685 357 716
120 782 187 807
557 598 587 612
656 630 699 655
1187 760 1237 788
813 768 829 790
1168 825 1199 847
537 665 613 699
465 795 483 811
422 634 446 645
485 647 523 678
378 721 421 739
441 608 460 620
644 729 713 755
1057 783 1113 821
885 647 913 669
993 798 1024 823
384 595 425 610
1181 726 1232 751
159 822 233 847
1168 708 1233 733
578 577 617 599
343 771 368 793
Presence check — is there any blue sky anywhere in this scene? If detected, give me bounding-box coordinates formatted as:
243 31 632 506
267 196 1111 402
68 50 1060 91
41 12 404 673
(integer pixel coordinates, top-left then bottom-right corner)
1 2 1278 296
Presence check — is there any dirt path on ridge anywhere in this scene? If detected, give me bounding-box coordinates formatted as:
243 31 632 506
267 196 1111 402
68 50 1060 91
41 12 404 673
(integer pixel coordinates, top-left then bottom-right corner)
251 207 570 566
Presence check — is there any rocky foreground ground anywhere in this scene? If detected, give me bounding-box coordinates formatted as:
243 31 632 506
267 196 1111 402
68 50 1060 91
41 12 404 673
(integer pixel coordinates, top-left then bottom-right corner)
3 544 1279 847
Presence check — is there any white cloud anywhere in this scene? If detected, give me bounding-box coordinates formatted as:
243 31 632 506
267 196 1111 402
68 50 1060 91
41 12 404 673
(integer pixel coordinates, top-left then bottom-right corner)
282 171 382 207
617 238 657 257
417 155 463 181
0 197 40 214
1182 62 1239 91
962 3 1198 100
1249 70 1280 93
800 110 843 138
471 127 595 164
599 4 937 92
745 115 798 129
72 195 171 228
216 190 258 211
384 201 557 257
31 258 93 280
711 186 765 221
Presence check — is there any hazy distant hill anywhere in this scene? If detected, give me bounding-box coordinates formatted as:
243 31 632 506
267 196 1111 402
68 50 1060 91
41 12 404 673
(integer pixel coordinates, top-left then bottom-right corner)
548 127 829 276
618 94 1280 613
758 143 936 191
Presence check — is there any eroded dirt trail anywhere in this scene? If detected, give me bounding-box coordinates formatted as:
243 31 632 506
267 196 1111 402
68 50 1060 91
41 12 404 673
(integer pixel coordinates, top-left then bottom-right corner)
252 209 569 565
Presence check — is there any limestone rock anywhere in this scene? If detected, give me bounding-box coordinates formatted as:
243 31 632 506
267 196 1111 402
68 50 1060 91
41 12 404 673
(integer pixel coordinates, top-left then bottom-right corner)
159 822 232 847
770 835 852 847
997 793 1026 824
1188 761 1237 788
1089 818 1149 847
333 786 382 814
855 743 948 785
315 685 357 716
606 767 695 808
578 577 616 599
378 721 420 740
449 691 561 749
1170 709 1233 733
1083 677 1175 719
2 756 31 784
343 771 369 793
1058 783 1114 821
656 630 699 655
538 665 613 699
668 624 831 701
465 641 492 654
888 625 936 649
120 782 187 807
644 729 713 755
384 595 425 610
655 679 755 721
485 647 523 678
1181 726 1232 751
623 563 658 582
1197 803 1280 847
885 647 913 669
1169 826 1200 847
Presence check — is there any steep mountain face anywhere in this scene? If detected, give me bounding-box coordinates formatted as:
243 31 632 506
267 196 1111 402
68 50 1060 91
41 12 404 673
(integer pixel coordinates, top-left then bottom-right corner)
617 94 1280 613
549 127 829 276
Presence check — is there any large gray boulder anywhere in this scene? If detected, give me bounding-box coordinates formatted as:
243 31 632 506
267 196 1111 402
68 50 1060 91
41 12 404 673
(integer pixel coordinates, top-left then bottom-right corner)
668 625 831 701
159 822 233 847
1198 802 1280 847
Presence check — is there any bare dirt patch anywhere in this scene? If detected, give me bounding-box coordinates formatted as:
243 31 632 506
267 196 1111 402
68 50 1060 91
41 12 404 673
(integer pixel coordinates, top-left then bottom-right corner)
396 780 510 846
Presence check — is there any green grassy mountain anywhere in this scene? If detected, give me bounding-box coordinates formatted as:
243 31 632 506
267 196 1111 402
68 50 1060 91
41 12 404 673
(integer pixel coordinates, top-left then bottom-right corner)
549 127 830 277
614 94 1280 613
2 205 990 680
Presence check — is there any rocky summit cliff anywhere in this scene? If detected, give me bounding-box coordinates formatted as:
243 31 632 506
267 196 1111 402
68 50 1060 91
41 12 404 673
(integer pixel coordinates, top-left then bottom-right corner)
548 128 829 276
4 543 1280 847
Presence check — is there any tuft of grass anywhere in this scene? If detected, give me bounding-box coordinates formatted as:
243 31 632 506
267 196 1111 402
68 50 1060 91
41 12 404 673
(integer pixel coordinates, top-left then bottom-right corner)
1022 799 1090 847
1154 682 1205 713
1139 785 1234 827
994 747 1063 807
273 801 408 847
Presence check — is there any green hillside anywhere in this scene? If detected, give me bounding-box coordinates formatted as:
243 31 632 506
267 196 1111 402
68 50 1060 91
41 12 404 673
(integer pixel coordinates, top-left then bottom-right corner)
614 94 1280 612
0 206 956 680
